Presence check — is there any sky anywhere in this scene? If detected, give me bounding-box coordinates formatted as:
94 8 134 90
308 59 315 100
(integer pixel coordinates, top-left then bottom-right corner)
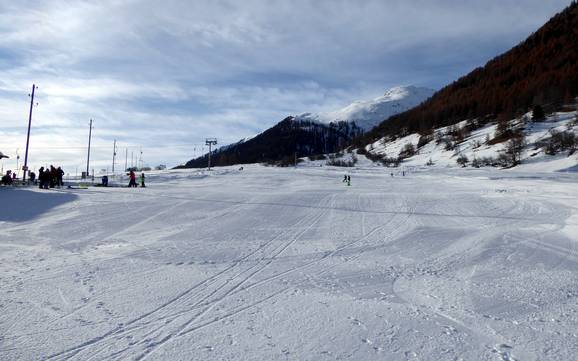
0 0 572 174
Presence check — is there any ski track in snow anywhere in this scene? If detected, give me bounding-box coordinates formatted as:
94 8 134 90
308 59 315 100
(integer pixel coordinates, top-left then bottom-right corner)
1 165 578 360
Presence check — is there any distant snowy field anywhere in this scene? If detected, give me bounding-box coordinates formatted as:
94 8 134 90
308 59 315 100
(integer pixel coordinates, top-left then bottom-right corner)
1 165 578 360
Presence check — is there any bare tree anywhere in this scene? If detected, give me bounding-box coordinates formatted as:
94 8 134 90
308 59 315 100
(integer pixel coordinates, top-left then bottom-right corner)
505 132 526 166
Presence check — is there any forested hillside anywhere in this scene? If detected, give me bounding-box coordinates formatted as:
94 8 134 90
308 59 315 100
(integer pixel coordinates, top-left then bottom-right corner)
180 118 361 168
356 1 578 146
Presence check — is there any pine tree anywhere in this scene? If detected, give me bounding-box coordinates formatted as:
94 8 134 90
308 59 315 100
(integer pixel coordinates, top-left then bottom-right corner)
532 105 546 121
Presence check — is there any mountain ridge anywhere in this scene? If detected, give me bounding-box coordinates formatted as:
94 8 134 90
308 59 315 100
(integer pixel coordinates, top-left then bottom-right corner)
296 86 434 131
178 85 432 168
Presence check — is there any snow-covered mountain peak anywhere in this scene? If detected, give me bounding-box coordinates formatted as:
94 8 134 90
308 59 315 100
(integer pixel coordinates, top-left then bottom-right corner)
382 85 433 100
295 85 434 131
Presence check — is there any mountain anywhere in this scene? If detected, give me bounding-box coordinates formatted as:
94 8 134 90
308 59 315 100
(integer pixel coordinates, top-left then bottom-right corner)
296 86 434 131
355 1 578 148
178 86 433 168
178 117 362 168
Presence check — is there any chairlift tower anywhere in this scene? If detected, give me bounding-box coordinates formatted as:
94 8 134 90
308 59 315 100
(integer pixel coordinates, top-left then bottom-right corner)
205 138 217 170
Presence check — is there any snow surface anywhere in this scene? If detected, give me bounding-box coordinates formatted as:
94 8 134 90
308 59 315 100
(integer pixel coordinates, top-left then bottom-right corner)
2 164 578 360
296 86 435 131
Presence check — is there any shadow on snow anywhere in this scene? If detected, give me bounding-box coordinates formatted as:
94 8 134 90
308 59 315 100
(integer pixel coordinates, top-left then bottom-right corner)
0 188 77 222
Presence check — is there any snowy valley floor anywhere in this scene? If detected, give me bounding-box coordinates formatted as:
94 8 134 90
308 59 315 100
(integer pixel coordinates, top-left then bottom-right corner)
1 165 578 360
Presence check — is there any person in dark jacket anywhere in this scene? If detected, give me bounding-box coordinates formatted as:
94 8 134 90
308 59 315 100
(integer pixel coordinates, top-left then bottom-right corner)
140 173 146 188
1 170 13 185
57 167 64 187
49 165 57 188
39 167 49 189
38 167 44 189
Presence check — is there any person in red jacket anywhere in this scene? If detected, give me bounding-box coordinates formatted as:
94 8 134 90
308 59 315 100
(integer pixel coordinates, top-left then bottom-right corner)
128 170 137 187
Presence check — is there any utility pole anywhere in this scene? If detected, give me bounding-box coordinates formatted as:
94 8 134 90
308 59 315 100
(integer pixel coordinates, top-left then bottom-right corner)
124 148 128 172
112 140 117 175
23 84 37 182
139 147 143 170
205 138 217 170
16 149 20 176
86 119 93 176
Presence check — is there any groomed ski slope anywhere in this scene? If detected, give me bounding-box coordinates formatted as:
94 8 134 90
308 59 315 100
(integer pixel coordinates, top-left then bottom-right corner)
1 165 578 360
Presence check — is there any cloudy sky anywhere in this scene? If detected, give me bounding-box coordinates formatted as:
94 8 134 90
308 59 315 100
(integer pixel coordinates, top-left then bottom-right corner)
0 0 571 173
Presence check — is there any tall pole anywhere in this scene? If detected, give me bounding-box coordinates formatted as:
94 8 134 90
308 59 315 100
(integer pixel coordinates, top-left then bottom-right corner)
208 144 212 170
124 148 128 172
112 140 117 175
23 84 37 182
86 119 93 176
205 138 217 171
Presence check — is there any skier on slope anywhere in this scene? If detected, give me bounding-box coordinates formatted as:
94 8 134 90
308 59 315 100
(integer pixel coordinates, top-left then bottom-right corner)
57 167 64 187
140 173 146 188
128 170 137 188
49 165 57 188
38 167 44 189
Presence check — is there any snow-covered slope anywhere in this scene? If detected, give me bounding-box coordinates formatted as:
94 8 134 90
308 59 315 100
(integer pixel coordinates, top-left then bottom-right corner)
3 165 578 360
296 86 434 131
363 110 578 172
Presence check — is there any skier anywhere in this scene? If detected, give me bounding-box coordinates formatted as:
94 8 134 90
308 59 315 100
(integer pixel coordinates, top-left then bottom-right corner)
128 170 137 188
347 175 351 186
49 165 56 188
38 167 44 189
42 167 50 189
342 174 348 183
57 167 64 187
140 173 146 188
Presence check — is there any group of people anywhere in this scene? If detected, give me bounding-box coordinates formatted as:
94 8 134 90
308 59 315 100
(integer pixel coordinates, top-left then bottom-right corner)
127 170 146 188
1 165 64 188
37 166 65 189
1 170 16 185
2 165 151 189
